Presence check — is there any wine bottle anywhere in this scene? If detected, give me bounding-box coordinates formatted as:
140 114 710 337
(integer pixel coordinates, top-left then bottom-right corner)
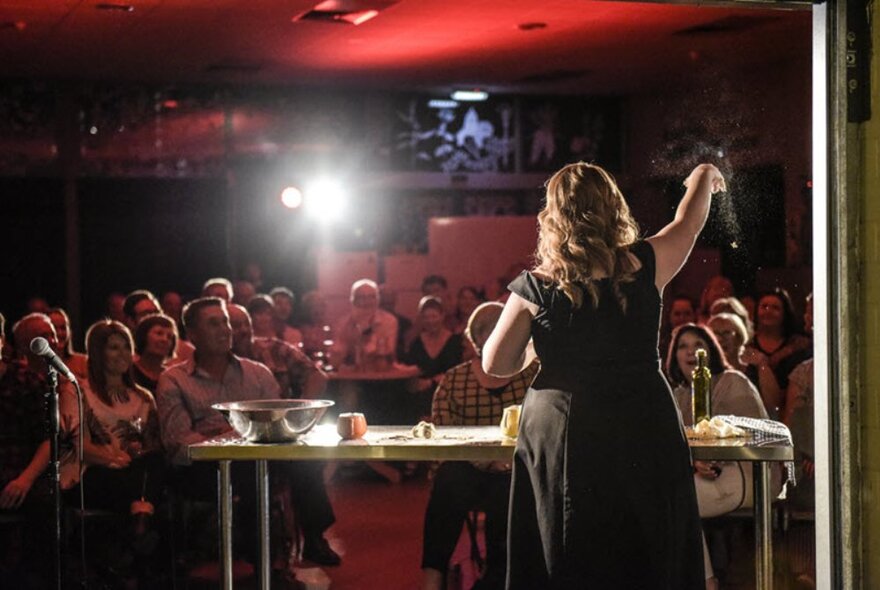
691 348 712 424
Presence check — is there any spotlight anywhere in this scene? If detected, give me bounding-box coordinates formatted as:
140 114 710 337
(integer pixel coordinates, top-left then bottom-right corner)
280 186 303 209
451 90 488 102
304 179 346 222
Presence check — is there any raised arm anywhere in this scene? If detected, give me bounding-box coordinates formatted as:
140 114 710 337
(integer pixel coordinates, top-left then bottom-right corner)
482 294 538 378
646 163 726 290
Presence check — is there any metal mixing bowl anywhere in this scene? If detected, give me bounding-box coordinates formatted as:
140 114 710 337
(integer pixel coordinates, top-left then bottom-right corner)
213 399 334 443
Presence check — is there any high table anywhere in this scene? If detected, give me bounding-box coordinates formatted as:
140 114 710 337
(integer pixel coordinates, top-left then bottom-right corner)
189 424 793 590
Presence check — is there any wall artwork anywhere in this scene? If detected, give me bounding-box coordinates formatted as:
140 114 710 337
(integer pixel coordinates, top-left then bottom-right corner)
393 96 516 173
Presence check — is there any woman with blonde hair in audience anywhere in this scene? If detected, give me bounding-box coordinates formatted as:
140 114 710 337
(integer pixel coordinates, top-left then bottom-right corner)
709 296 754 339
47 307 89 381
707 312 781 416
133 313 178 393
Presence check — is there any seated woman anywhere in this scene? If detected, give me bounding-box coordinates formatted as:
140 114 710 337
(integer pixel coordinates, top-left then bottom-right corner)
666 323 782 589
707 312 781 417
421 302 539 590
48 307 89 381
60 320 165 577
709 296 754 339
744 288 812 411
405 296 464 417
450 286 484 334
132 313 178 394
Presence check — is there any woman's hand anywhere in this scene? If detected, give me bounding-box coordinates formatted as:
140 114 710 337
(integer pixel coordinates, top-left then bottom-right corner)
683 164 727 194
95 448 131 469
741 347 769 368
693 460 722 480
0 474 35 509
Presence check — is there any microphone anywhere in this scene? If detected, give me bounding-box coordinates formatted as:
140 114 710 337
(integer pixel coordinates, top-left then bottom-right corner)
29 337 78 383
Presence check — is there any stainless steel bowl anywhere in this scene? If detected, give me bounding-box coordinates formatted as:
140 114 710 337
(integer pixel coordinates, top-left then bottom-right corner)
213 399 334 443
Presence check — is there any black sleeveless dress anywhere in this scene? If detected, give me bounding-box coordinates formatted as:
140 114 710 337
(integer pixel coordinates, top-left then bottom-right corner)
506 241 704 589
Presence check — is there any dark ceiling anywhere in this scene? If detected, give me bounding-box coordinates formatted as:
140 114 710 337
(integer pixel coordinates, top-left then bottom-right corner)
0 0 812 94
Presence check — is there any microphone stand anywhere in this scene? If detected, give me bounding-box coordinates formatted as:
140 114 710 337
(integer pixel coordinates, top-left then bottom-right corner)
45 365 63 590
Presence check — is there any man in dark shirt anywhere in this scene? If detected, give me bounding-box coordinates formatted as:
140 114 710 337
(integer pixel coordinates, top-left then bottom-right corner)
0 313 74 588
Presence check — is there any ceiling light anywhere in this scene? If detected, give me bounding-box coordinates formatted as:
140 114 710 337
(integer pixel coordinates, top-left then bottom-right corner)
340 10 379 25
451 90 488 102
428 99 459 109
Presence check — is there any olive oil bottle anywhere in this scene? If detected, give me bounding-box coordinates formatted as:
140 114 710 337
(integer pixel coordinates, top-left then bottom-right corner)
691 348 712 424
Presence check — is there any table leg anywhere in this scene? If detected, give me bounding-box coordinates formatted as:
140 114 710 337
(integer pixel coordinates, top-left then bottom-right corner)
257 460 271 590
219 461 233 590
754 461 773 590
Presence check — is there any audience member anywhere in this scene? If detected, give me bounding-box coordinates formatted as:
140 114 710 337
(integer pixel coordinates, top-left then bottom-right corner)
299 290 333 360
160 291 184 328
707 313 782 416
243 261 264 292
229 304 327 398
405 296 464 415
122 290 161 332
106 292 127 324
226 302 338 566
201 277 233 302
47 307 89 381
60 320 165 581
666 323 780 588
450 286 484 334
232 280 257 306
421 275 449 300
1 313 71 509
125 290 194 365
25 296 50 315
669 294 697 328
132 313 178 393
709 296 754 338
333 279 398 369
421 302 539 590
248 293 303 347
270 287 303 345
698 275 734 324
0 314 73 587
745 288 812 396
379 284 414 359
783 293 814 510
156 298 339 567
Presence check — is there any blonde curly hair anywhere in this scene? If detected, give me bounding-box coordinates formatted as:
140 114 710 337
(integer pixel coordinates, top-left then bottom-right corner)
535 162 641 310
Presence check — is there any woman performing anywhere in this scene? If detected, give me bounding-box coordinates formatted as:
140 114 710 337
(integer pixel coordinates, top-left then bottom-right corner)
483 162 726 588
